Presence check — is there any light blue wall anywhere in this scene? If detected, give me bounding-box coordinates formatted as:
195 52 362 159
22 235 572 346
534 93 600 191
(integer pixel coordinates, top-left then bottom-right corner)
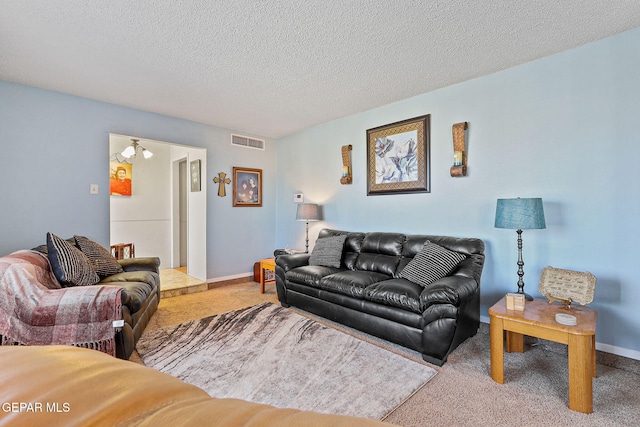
0 81 277 279
275 28 640 357
2 27 639 357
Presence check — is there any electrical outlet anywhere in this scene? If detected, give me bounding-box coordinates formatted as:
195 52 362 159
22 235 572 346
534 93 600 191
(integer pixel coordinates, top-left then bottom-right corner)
90 184 99 194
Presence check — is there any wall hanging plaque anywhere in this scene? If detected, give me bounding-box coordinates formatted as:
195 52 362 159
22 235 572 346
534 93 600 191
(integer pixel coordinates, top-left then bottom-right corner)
450 122 468 177
340 144 353 184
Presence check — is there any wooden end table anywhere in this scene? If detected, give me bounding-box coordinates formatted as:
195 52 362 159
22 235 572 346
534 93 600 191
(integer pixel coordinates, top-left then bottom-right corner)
488 297 597 413
259 258 276 294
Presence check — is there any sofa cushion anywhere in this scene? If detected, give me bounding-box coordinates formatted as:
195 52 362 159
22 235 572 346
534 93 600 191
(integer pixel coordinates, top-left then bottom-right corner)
355 253 400 276
355 232 404 275
399 241 466 287
107 281 154 314
74 235 124 277
309 235 347 268
100 270 160 289
364 278 424 314
319 270 391 298
99 270 159 314
287 281 424 330
46 232 100 287
286 265 344 288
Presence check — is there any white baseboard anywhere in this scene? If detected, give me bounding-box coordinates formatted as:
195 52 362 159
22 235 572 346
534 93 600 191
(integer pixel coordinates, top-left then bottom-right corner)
479 315 640 361
595 343 640 361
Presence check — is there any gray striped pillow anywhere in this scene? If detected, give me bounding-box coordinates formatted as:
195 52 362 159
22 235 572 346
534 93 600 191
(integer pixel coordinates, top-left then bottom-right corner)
74 235 124 277
399 241 466 287
309 235 347 268
47 232 100 287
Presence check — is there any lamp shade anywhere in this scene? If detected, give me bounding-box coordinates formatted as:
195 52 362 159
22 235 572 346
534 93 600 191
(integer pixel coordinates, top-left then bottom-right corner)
121 145 136 158
296 203 320 221
495 198 546 230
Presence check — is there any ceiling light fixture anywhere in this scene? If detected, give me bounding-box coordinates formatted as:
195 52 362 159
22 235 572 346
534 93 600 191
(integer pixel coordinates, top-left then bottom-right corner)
121 139 153 159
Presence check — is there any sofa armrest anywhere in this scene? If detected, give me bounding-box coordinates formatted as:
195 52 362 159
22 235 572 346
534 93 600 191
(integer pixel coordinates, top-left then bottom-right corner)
118 257 160 274
275 253 311 272
0 346 390 427
419 275 478 309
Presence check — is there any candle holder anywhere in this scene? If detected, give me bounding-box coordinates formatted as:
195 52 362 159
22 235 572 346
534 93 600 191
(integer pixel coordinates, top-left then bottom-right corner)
340 145 353 184
450 122 468 177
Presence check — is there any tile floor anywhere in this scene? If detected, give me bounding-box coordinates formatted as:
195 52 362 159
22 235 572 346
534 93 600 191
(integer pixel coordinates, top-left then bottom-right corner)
159 268 207 298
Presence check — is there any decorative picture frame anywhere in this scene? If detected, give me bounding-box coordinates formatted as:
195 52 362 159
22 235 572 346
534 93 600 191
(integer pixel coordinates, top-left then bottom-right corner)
232 167 262 207
190 159 201 192
110 162 133 196
366 114 430 195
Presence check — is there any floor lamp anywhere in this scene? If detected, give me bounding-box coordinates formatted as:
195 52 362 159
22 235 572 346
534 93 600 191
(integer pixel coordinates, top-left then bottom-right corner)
296 203 320 253
495 197 546 301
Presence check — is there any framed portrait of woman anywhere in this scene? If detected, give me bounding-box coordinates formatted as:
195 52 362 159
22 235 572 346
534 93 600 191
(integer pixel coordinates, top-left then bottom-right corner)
110 162 133 196
232 167 262 207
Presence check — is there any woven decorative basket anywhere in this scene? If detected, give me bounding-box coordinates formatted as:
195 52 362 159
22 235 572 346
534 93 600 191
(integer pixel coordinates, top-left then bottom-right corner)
538 266 596 306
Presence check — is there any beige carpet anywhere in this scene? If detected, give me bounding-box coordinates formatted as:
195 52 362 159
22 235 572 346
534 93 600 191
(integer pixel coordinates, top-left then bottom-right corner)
132 282 640 426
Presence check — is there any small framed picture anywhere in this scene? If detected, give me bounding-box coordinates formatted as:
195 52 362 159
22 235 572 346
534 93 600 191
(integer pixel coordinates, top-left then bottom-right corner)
110 162 133 196
233 167 262 207
190 160 201 192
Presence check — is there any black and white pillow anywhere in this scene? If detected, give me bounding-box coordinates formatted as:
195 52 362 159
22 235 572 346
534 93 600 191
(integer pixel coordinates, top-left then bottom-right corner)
47 232 100 287
74 235 124 277
309 235 347 268
399 241 466 287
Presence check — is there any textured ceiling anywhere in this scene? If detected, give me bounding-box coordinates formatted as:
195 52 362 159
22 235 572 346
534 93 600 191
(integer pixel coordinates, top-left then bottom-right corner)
2 1 640 139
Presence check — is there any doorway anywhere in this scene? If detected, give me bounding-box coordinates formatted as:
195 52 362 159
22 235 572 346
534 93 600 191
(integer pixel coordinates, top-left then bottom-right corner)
109 133 207 281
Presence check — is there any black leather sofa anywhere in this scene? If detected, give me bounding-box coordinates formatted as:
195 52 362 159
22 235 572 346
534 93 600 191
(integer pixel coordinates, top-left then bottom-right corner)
275 229 485 366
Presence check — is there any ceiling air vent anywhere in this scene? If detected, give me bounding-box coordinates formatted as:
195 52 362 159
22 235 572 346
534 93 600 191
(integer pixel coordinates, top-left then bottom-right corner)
231 134 265 150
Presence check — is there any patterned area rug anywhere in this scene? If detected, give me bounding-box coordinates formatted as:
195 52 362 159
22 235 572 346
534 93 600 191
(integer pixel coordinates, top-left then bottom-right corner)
137 303 437 419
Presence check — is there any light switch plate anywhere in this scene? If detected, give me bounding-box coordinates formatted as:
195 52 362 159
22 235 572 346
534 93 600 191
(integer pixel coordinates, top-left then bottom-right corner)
294 193 304 203
90 184 99 194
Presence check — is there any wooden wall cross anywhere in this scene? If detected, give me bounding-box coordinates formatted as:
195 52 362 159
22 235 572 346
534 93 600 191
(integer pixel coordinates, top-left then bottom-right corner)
213 172 231 197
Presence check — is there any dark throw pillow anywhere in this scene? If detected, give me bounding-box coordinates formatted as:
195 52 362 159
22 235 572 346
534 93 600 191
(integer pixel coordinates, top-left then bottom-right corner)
399 241 466 287
47 232 100 287
74 235 124 277
309 235 347 268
